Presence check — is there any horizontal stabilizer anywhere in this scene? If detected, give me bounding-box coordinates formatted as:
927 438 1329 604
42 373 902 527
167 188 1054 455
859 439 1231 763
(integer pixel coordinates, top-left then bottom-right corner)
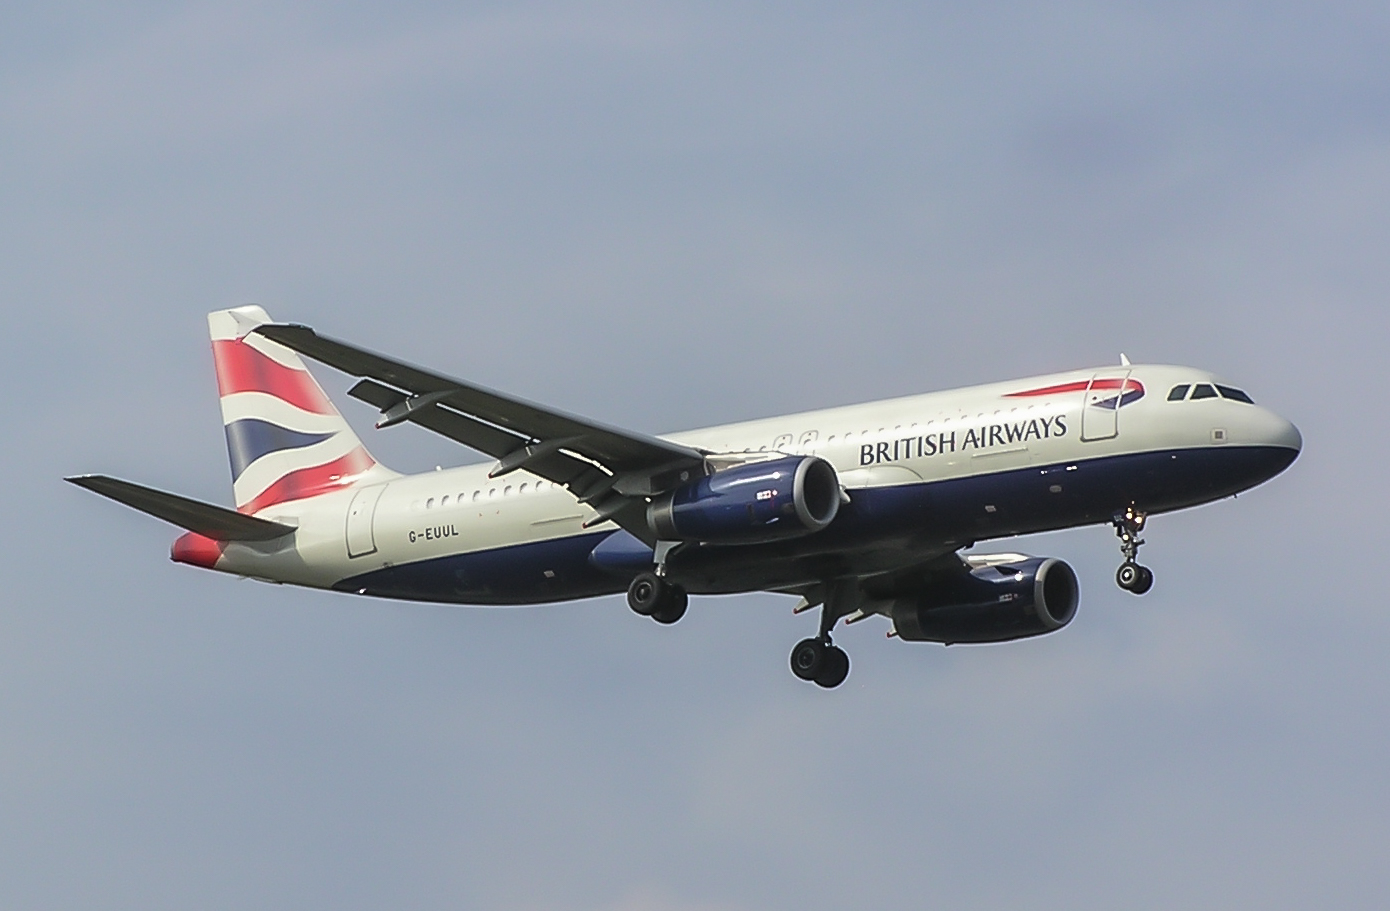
66 475 296 542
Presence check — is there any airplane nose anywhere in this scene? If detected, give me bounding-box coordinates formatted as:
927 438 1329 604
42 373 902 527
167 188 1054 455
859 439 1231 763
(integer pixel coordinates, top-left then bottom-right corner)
1250 407 1301 477
1269 412 1302 453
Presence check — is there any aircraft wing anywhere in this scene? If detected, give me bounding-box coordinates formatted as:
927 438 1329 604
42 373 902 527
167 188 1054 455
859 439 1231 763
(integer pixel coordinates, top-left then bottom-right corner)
858 549 976 598
254 323 708 541
781 547 970 614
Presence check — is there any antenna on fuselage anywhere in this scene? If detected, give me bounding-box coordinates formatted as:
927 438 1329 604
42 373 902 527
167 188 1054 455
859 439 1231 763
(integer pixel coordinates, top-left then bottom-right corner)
1120 353 1131 367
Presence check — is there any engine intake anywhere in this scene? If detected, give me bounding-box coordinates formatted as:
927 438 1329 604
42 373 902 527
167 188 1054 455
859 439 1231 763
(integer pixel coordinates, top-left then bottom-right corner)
648 456 840 544
890 556 1079 644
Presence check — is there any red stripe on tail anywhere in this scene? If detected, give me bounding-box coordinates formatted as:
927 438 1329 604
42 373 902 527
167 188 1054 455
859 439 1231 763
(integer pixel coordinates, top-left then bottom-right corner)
212 339 335 415
238 447 377 515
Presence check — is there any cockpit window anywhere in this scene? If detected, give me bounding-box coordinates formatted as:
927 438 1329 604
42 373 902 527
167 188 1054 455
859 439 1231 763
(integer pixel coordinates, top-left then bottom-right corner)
1167 384 1190 401
1217 385 1254 404
1191 384 1218 400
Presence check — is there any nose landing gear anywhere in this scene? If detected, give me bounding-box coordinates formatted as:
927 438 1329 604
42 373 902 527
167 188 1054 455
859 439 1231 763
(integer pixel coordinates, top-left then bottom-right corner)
1113 506 1154 595
1116 561 1153 594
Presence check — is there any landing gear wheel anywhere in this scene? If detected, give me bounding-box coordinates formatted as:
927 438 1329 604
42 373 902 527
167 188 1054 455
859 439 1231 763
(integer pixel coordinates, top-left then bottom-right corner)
789 637 826 681
813 645 850 688
627 571 663 616
1116 562 1140 590
628 571 688 623
651 589 688 625
1116 562 1154 595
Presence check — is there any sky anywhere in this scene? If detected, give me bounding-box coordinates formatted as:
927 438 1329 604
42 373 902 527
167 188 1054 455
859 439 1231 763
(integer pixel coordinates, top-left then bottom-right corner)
2 2 1388 909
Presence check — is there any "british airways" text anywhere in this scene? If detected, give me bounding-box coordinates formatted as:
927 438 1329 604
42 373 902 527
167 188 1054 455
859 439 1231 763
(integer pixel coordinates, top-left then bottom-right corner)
859 415 1067 466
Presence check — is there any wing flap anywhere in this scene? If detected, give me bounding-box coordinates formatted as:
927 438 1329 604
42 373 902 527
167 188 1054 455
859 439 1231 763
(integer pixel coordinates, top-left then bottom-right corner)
67 475 296 542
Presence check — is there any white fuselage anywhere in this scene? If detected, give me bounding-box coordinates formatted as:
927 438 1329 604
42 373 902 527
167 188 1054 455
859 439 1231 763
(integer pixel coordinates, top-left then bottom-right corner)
203 363 1300 603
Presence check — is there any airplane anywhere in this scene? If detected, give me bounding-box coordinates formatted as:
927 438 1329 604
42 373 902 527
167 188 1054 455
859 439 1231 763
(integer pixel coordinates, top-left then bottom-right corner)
68 306 1302 688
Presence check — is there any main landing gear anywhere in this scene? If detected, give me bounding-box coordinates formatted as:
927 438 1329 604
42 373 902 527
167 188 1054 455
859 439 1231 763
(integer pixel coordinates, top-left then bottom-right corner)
790 637 850 689
1113 505 1154 595
627 571 688 625
790 590 852 689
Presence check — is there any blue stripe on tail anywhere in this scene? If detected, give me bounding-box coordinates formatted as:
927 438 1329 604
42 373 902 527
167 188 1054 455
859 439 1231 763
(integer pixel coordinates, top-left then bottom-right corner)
224 419 335 480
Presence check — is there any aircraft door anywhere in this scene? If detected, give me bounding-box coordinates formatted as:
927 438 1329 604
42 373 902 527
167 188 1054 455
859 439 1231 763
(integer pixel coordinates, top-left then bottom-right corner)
1080 371 1133 442
345 483 388 558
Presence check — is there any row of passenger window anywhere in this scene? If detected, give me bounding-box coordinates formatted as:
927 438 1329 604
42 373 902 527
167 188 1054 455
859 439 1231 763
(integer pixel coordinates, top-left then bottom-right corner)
421 479 556 510
760 402 1057 453
1167 383 1254 404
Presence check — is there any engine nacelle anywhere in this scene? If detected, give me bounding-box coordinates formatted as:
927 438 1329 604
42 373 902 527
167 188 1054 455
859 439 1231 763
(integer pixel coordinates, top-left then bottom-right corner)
648 456 840 544
890 555 1079 644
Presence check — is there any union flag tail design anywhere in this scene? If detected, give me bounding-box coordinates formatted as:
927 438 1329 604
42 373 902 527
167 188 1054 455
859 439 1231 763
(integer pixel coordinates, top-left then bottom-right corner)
208 306 390 515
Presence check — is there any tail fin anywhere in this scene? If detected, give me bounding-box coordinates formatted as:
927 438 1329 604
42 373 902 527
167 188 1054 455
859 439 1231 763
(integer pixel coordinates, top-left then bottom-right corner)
209 306 390 514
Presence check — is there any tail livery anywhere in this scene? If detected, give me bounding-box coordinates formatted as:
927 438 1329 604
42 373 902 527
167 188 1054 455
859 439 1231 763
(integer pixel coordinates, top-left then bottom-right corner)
209 306 384 515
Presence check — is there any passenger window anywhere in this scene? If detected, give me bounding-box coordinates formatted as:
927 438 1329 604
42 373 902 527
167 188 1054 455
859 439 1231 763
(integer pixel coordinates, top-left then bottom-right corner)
1217 385 1254 404
440 495 450 507
1167 385 1190 401
472 491 480 502
1191 384 1218 400
426 497 435 509
519 483 529 493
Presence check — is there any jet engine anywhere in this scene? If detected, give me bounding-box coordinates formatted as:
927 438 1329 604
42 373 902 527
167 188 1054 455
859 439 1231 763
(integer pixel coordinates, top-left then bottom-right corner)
647 456 840 544
890 555 1079 644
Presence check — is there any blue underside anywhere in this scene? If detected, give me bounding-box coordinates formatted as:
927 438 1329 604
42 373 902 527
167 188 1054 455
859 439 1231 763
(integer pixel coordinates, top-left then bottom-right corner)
334 445 1297 605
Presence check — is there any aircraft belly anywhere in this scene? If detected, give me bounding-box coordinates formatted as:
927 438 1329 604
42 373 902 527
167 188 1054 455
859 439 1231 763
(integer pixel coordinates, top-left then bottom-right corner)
332 531 621 604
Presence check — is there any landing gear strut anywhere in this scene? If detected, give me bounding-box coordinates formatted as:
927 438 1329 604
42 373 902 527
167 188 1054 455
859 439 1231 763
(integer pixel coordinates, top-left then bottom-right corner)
1113 505 1154 595
627 571 688 624
790 591 851 688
